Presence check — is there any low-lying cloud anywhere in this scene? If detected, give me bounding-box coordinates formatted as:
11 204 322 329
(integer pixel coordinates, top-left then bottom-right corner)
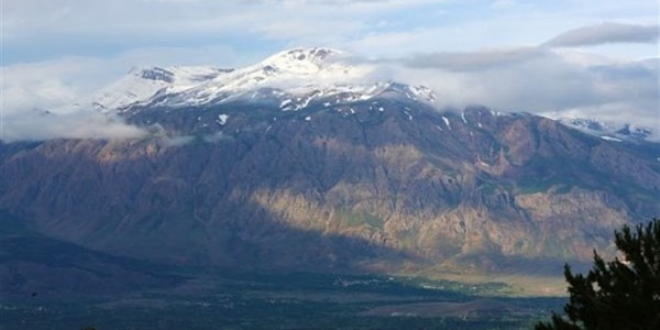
384 23 658 130
1 111 147 142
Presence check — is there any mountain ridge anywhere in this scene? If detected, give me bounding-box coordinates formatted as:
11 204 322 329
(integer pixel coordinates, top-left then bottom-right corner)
2 48 659 294
3 101 658 278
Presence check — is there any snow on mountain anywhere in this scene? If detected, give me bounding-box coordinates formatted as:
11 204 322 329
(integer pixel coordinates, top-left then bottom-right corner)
60 47 656 144
555 117 655 143
141 47 437 110
65 66 232 113
70 48 436 114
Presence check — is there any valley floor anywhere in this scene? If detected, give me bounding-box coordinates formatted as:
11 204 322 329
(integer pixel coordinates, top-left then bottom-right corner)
1 270 565 330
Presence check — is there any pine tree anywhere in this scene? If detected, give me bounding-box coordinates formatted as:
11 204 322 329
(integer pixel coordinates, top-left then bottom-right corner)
536 219 660 330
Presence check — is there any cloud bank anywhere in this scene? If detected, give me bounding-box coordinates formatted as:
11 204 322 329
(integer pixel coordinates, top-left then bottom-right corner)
384 22 658 129
390 46 658 128
545 23 660 47
399 47 545 71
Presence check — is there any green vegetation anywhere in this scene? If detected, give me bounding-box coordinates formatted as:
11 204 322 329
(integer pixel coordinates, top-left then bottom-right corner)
536 219 660 330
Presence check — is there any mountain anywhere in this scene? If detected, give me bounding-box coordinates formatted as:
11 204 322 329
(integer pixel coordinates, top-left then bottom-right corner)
65 65 232 113
556 117 655 143
0 211 180 299
2 48 659 293
65 48 435 114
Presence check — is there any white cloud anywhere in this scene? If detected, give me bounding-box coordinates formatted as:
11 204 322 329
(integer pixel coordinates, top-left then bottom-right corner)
1 111 147 142
0 0 440 42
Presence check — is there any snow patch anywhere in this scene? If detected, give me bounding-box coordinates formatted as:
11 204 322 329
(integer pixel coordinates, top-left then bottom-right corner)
218 114 229 125
442 116 451 129
280 99 292 108
601 136 622 142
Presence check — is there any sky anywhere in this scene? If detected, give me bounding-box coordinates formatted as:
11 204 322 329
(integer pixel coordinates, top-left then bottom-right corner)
0 0 659 141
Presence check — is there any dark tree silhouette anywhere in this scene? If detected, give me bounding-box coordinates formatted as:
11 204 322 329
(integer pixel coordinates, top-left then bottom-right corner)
536 219 660 330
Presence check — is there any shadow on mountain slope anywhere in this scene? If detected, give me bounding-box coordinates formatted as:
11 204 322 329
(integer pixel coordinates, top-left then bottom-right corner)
0 103 658 290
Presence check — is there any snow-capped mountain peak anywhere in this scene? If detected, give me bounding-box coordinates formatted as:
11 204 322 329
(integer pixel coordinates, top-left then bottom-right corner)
262 47 344 69
196 47 370 91
129 66 175 83
65 47 437 113
65 65 231 113
132 47 435 110
252 47 359 79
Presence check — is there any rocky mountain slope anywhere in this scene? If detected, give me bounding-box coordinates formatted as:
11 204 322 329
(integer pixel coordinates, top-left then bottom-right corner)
2 48 659 289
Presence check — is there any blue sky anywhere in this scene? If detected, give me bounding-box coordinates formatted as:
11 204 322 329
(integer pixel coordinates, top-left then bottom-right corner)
0 0 658 140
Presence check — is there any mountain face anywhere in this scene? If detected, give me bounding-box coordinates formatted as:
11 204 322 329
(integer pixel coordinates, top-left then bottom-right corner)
2 48 659 286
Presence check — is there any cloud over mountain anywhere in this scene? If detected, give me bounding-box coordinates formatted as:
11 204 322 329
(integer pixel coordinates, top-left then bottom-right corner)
1 111 146 142
387 47 657 130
